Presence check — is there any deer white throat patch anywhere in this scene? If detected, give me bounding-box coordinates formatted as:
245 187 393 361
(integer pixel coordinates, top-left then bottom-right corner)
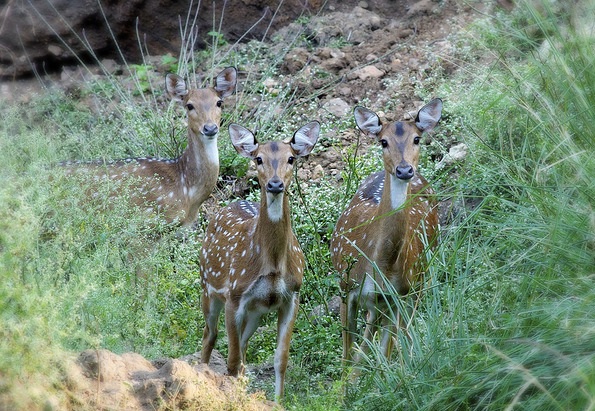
266 192 284 222
198 136 220 167
389 174 409 210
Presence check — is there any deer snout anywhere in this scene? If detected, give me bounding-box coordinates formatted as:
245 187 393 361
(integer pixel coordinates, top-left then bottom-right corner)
266 177 284 194
202 123 219 137
396 164 415 181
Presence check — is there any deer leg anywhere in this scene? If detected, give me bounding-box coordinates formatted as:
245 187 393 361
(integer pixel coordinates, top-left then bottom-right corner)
238 309 264 371
201 292 224 363
225 300 242 377
380 293 415 360
380 316 396 359
356 302 380 364
342 291 359 365
275 292 299 400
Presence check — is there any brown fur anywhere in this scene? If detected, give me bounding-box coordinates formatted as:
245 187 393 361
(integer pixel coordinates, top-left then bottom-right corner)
199 122 320 400
330 99 442 367
61 67 237 227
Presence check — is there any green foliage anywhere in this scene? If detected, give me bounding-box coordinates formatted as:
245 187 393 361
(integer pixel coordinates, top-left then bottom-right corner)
129 64 155 94
208 30 228 47
342 1 595 410
160 54 179 73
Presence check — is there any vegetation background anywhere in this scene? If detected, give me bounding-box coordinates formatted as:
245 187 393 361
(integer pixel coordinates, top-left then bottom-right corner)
1 0 594 409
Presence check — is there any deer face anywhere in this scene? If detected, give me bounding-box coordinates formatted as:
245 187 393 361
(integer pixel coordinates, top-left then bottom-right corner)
182 88 225 137
377 121 423 181
354 99 443 181
166 67 237 139
229 122 320 221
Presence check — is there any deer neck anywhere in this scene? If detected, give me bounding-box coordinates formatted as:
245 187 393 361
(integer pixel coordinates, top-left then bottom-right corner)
178 130 220 197
373 172 412 265
254 193 292 268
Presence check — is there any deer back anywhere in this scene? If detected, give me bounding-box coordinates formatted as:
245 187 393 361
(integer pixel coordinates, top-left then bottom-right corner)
59 67 237 226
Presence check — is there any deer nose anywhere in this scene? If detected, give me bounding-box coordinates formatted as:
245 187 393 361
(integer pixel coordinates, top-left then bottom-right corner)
202 123 219 136
396 164 414 180
266 178 284 194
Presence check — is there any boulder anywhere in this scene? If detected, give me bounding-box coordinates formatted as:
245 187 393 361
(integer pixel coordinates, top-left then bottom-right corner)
0 0 323 78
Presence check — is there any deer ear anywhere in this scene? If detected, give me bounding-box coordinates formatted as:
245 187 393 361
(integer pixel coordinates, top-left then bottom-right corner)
166 73 188 103
229 124 258 158
354 106 382 136
291 121 320 157
214 67 237 98
415 98 443 132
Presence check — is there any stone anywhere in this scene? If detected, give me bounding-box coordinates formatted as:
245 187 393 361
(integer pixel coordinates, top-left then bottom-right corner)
312 164 325 180
323 97 351 117
437 143 469 169
354 65 385 80
47 45 64 57
0 0 326 78
281 47 310 74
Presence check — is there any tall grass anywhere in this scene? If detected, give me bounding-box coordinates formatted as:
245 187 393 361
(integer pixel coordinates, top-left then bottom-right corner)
343 1 595 410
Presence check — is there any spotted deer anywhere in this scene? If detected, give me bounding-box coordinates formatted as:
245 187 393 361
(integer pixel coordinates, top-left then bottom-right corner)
330 99 442 367
199 121 320 400
61 67 237 227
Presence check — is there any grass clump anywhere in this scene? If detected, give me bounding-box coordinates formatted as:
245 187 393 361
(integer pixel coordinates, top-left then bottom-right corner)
342 1 595 410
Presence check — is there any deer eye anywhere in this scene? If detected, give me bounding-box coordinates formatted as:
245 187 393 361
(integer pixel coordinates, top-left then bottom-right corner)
256 157 263 165
288 156 295 165
413 136 421 144
380 139 388 148
216 100 223 108
186 103 195 111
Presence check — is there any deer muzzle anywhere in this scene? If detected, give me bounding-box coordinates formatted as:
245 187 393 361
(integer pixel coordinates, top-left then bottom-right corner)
266 177 284 194
202 123 219 137
396 164 414 181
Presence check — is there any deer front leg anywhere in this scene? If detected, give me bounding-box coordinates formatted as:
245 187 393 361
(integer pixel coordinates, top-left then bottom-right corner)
274 292 300 400
379 315 396 359
359 302 380 356
342 291 359 366
201 292 224 364
225 300 243 376
239 307 265 367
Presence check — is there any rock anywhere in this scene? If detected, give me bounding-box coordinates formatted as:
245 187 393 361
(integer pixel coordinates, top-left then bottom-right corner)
407 0 441 16
312 164 325 180
437 143 469 169
320 58 348 73
309 295 342 324
297 168 311 182
101 59 122 76
323 97 351 117
281 47 310 74
447 143 469 162
318 48 348 73
351 65 385 80
47 45 64 57
337 85 352 97
365 53 378 62
0 0 325 78
263 77 281 95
